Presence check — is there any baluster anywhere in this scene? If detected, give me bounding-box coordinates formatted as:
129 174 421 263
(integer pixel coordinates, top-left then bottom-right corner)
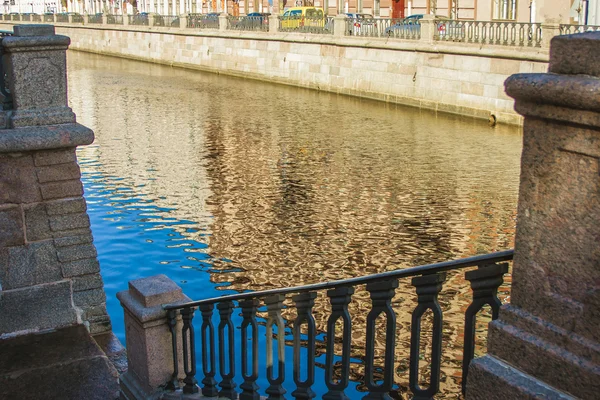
323 286 354 400
409 273 446 400
461 262 509 394
240 299 261 400
265 294 287 400
181 307 199 394
363 280 399 400
166 309 180 391
218 301 237 399
292 292 318 400
200 303 218 396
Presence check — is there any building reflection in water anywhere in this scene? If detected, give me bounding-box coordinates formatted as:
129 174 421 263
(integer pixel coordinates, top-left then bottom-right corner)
68 51 521 398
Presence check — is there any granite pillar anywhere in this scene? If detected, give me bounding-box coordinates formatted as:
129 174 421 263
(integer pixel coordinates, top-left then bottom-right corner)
0 25 111 336
117 274 191 400
466 32 600 400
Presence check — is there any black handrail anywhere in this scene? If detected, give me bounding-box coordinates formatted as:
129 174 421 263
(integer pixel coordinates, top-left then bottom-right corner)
163 249 513 310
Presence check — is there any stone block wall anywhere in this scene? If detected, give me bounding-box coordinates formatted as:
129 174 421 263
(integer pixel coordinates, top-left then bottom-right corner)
19 25 550 125
0 147 110 335
0 25 111 337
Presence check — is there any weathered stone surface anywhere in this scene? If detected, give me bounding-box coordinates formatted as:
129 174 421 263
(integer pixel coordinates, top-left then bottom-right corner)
36 162 81 183
54 232 93 248
52 227 92 239
49 212 90 232
549 32 600 78
23 203 51 241
46 197 87 215
0 125 93 153
40 179 84 200
0 206 25 247
118 275 190 396
0 280 77 334
0 242 61 290
61 257 100 277
73 288 107 308
129 274 184 308
72 273 105 292
88 315 112 335
0 153 41 204
33 148 76 167
56 243 97 263
83 304 109 320
93 331 128 374
13 24 56 37
467 356 576 400
467 32 600 400
0 325 119 400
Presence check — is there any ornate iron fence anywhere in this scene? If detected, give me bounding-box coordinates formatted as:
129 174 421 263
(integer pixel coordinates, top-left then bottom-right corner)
279 15 333 34
87 14 103 24
31 14 41 22
153 15 180 27
107 14 124 25
434 20 542 47
163 250 513 399
129 14 149 26
188 13 220 29
43 14 54 22
228 15 270 32
346 17 421 39
10 14 20 21
560 23 600 34
21 14 31 22
72 14 83 23
56 13 69 23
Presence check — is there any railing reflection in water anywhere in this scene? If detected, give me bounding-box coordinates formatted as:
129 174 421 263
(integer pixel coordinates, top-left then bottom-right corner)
163 250 512 399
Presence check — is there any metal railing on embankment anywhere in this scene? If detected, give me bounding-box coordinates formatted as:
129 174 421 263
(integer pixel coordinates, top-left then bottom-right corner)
162 250 513 399
434 20 542 47
559 23 600 34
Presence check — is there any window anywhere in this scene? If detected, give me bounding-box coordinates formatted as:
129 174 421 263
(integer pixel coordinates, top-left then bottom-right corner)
492 0 517 20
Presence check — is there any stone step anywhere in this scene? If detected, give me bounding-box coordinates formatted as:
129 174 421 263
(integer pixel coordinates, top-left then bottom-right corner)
0 325 119 400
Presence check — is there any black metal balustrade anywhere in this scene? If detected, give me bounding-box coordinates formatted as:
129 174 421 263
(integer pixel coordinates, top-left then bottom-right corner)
163 250 512 399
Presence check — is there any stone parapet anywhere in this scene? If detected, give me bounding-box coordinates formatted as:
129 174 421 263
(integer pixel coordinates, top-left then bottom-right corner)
466 32 600 399
117 275 191 399
0 25 111 337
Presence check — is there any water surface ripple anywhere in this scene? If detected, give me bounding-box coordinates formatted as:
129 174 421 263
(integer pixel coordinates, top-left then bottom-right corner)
68 51 522 398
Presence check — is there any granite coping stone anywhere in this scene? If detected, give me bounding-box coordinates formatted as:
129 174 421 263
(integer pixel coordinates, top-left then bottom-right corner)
549 32 600 77
0 325 119 400
13 24 56 37
0 123 94 153
117 289 191 324
129 274 185 308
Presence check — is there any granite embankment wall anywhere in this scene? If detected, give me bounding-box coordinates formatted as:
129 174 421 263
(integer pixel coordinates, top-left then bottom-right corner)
0 22 550 124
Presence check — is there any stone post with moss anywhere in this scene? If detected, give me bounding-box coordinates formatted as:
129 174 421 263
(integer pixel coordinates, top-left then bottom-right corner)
0 25 111 336
466 32 600 399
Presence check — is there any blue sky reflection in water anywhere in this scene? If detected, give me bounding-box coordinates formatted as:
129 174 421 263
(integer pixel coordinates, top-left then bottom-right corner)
68 51 523 398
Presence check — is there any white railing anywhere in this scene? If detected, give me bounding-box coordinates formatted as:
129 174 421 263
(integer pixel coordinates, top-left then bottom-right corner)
435 20 542 47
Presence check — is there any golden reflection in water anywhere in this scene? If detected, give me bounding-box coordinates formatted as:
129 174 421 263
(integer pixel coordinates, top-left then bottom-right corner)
68 51 521 398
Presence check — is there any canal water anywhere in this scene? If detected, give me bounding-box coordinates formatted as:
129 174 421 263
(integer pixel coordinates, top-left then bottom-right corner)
68 51 522 398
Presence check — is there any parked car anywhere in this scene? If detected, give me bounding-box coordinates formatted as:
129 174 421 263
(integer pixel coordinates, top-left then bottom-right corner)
384 14 451 37
280 7 324 29
236 12 270 29
345 13 377 35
